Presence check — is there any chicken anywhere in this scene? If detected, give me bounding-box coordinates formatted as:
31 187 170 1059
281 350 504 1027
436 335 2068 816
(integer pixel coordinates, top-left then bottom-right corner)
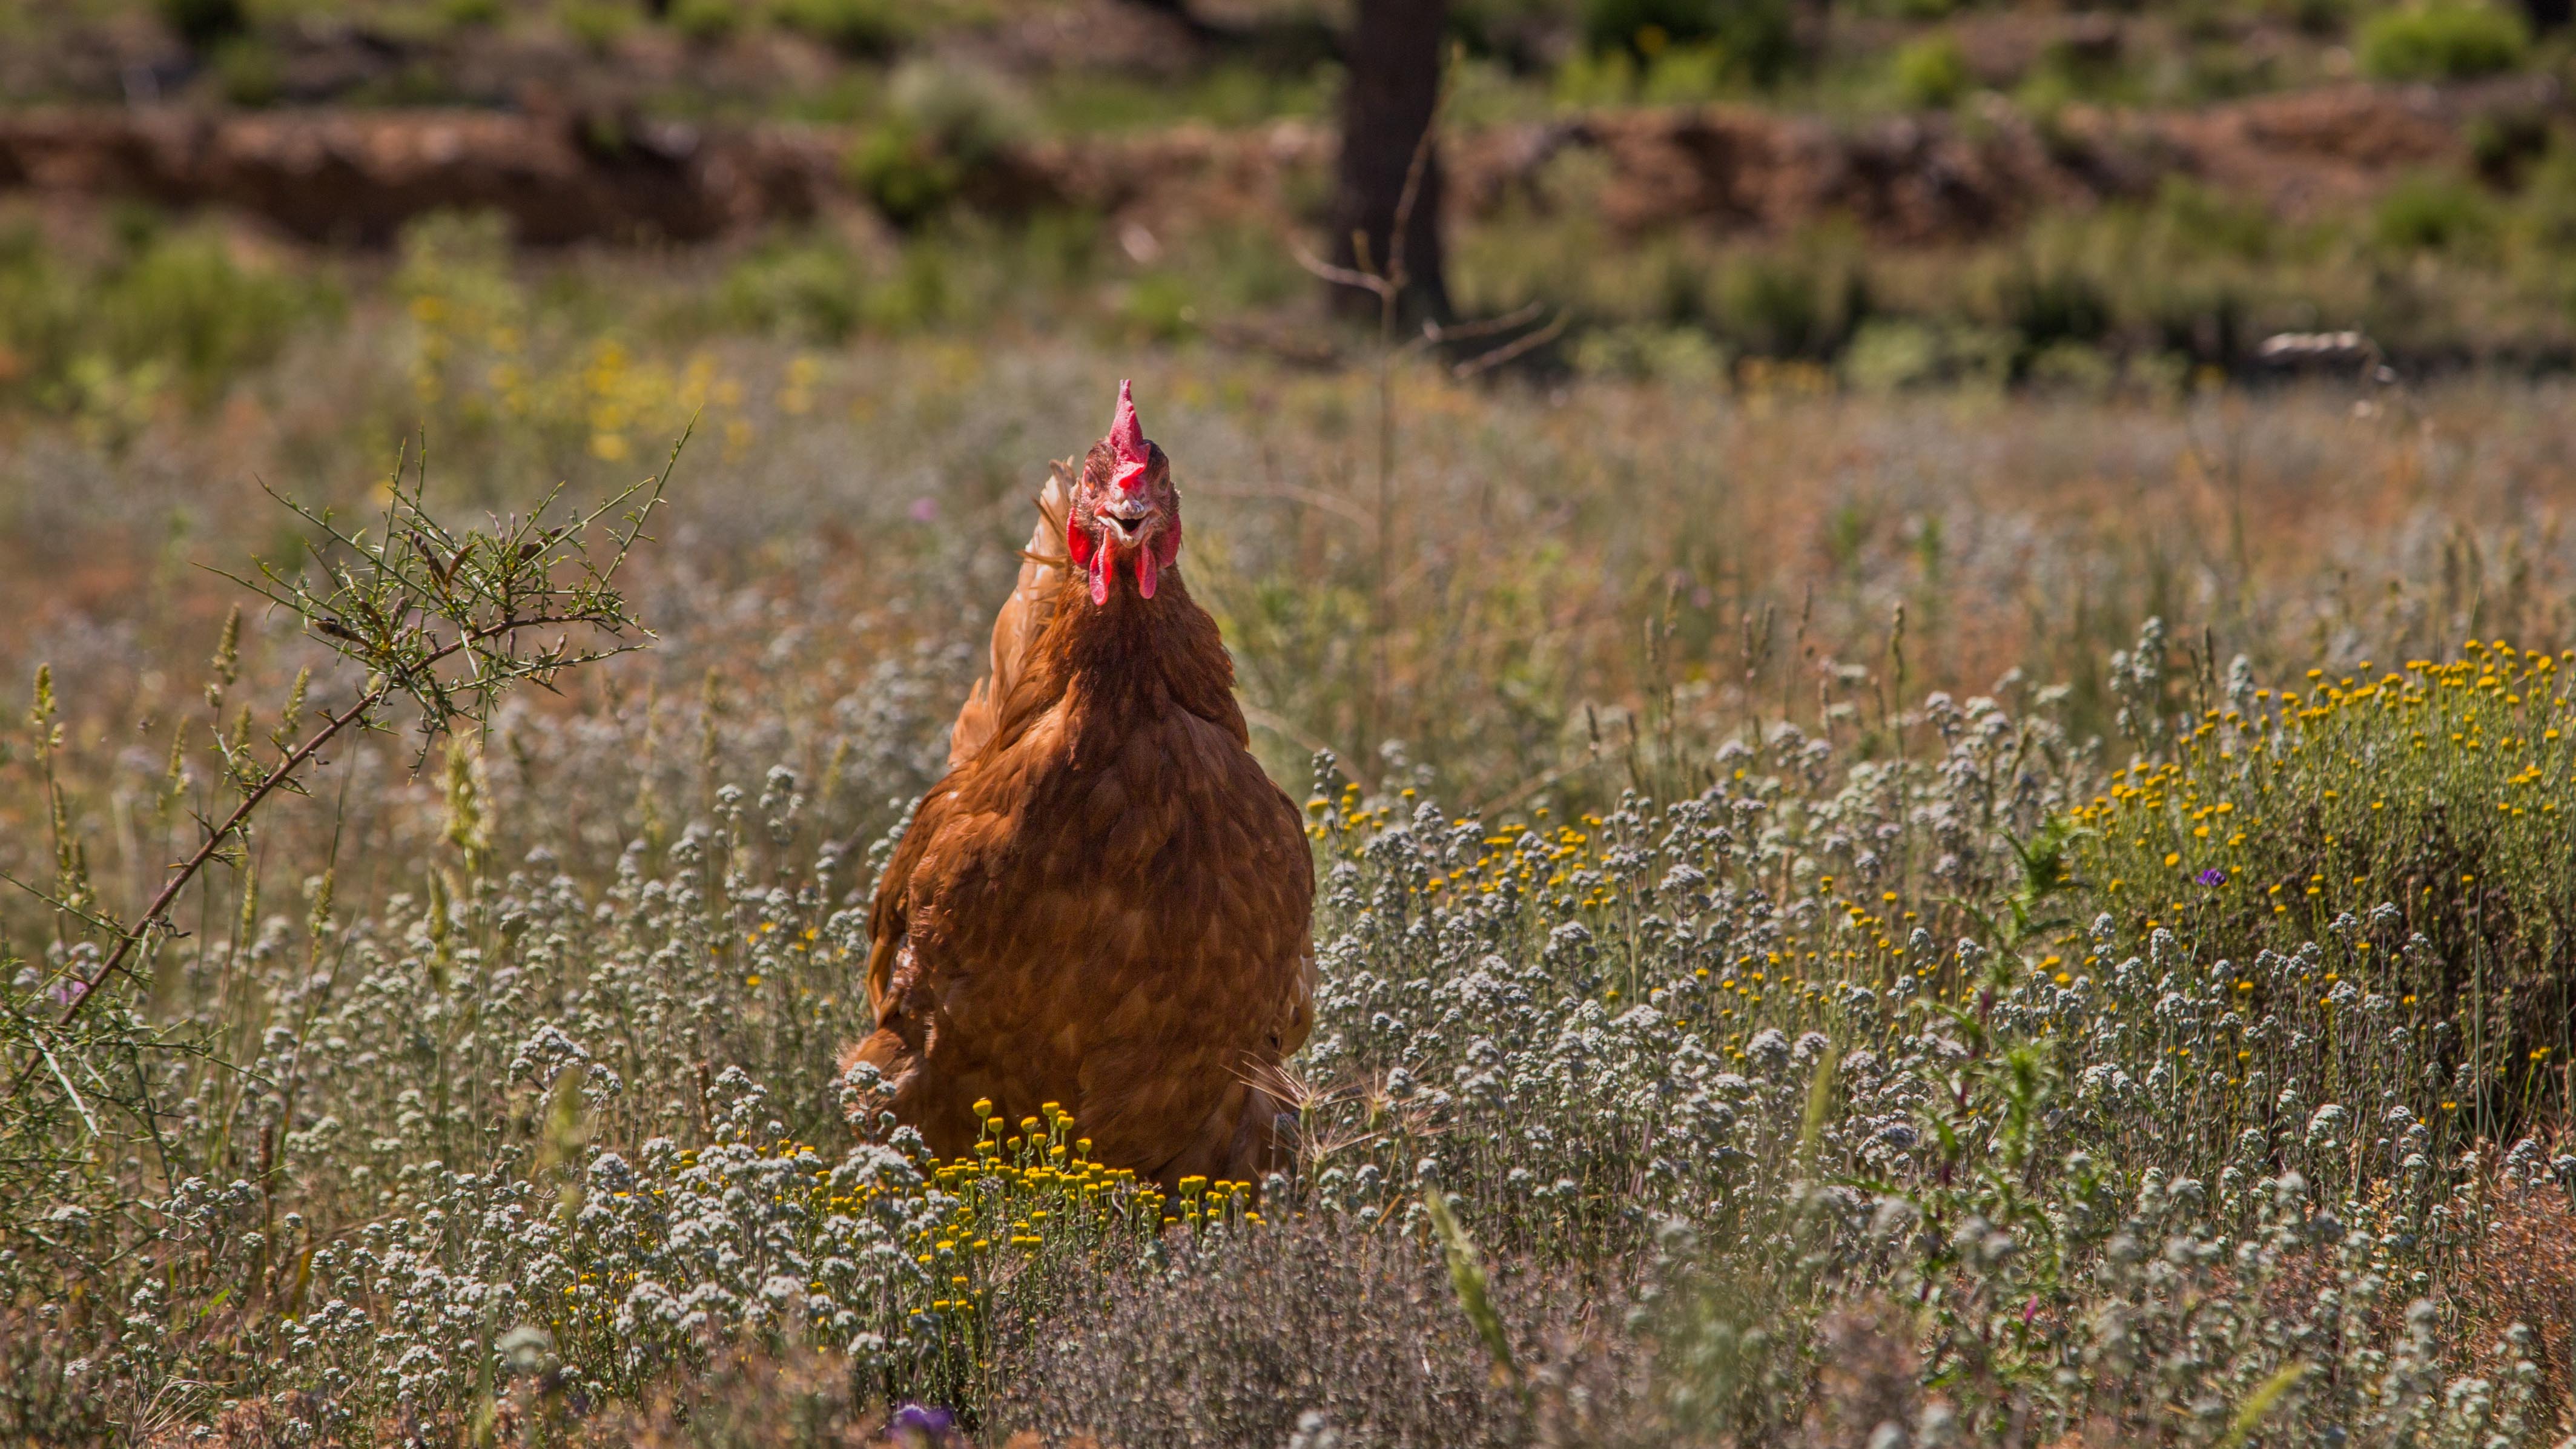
840 381 1316 1187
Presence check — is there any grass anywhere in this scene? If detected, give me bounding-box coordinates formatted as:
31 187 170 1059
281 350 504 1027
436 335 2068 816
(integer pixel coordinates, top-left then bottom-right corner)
2 213 2576 1444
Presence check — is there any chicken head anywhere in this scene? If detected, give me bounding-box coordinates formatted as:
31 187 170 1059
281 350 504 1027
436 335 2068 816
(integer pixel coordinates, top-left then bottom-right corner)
1066 380 1183 607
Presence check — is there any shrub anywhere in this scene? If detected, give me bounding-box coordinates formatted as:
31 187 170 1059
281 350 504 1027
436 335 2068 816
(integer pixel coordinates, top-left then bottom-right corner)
1119 272 1199 343
2150 176 2280 262
770 0 911 58
1637 41 1732 104
2357 0 2531 81
847 121 963 229
1571 322 1730 384
102 231 316 389
0 219 329 416
2520 138 2576 248
2024 337 2118 394
1839 317 2013 391
2278 0 2358 35
1582 0 1799 85
557 0 636 53
2375 171 2500 252
846 62 1029 229
1708 241 1869 358
669 0 745 43
158 0 243 50
210 36 283 107
1843 317 1947 391
1997 256 2112 351
718 237 873 343
2468 108 2554 188
1892 31 1972 109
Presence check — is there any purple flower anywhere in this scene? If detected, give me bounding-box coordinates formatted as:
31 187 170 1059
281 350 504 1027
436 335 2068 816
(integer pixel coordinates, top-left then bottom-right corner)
889 1404 954 1442
908 497 939 523
2196 868 2227 886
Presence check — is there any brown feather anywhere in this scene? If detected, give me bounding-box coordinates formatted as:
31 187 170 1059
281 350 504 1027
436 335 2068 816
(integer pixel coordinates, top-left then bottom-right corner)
946 459 1074 769
848 468 1315 1189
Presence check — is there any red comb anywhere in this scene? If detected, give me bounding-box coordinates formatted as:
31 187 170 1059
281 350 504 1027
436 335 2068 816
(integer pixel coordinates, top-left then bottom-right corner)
1108 380 1151 490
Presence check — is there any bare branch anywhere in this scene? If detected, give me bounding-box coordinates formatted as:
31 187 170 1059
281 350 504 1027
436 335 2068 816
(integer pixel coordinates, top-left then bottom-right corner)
1424 302 1548 346
1294 240 1396 300
1452 311 1570 380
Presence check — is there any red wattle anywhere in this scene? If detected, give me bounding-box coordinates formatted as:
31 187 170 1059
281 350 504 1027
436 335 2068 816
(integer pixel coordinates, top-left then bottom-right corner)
1091 538 1116 606
1135 544 1159 599
1067 520 1093 568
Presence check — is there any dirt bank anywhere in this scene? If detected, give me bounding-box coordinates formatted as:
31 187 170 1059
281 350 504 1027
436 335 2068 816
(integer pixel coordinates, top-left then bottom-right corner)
0 78 2556 248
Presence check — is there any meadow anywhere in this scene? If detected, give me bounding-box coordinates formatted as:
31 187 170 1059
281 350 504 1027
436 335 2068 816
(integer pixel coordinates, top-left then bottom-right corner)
4 199 2576 1447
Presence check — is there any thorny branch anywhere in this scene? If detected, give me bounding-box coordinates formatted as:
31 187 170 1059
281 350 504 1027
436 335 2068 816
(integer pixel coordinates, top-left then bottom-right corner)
6 427 686 1096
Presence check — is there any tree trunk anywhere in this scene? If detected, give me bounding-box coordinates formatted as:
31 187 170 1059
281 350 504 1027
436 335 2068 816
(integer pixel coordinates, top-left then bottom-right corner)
1327 0 1450 323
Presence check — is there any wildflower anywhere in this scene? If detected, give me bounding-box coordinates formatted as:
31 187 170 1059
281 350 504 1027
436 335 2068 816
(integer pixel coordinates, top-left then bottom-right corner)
2196 868 2227 886
890 1404 956 1443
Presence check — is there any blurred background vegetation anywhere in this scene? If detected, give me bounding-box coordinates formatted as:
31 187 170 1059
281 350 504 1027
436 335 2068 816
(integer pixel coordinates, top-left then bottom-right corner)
5 0 2576 388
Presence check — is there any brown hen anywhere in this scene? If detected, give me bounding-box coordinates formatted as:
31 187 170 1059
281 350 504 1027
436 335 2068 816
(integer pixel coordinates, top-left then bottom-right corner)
839 382 1315 1187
